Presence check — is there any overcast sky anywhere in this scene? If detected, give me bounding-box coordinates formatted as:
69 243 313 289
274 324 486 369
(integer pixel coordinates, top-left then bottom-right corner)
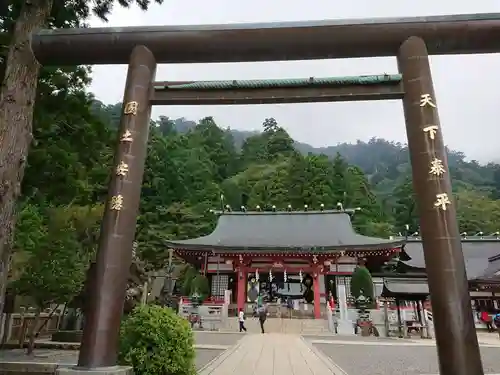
89 1 500 162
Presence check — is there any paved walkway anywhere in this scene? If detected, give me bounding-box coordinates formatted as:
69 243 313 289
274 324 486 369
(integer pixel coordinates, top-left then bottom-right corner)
476 332 500 346
199 333 341 375
308 337 500 349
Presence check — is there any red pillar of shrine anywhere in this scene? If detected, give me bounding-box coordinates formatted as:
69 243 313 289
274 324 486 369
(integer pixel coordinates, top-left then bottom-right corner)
237 268 246 313
313 273 321 319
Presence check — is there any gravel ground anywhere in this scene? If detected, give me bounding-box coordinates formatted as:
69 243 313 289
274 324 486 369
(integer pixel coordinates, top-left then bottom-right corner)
0 348 225 371
314 343 500 375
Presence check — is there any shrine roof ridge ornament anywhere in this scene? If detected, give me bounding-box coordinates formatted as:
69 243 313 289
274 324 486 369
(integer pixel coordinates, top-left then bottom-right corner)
27 13 500 65
393 235 500 242
210 209 358 216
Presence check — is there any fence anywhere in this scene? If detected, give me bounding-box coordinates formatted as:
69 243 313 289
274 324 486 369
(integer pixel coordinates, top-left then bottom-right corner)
2 310 61 346
179 299 228 331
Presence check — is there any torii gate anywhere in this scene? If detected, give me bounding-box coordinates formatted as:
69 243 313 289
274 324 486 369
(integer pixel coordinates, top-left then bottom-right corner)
28 13 500 375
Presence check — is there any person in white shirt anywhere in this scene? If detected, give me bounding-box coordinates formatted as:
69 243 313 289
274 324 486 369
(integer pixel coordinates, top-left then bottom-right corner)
257 304 267 333
238 308 247 332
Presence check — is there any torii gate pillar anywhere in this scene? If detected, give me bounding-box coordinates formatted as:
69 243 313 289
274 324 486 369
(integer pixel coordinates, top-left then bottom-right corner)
398 36 483 375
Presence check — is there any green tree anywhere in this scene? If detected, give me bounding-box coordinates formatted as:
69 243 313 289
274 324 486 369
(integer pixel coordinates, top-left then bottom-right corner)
155 115 177 136
136 126 220 268
178 265 199 297
392 176 418 233
190 274 209 301
362 221 395 238
23 90 114 206
240 134 268 166
455 188 500 234
350 264 374 303
0 64 114 315
11 205 93 354
188 117 238 181
285 152 309 207
302 154 337 207
222 162 286 209
239 118 295 167
247 162 290 209
0 0 163 314
10 203 47 281
262 117 278 133
331 153 348 203
136 203 214 269
262 119 295 160
345 165 390 234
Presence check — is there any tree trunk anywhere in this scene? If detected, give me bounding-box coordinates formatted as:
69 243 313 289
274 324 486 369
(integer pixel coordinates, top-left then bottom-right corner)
0 0 53 317
26 308 41 355
0 245 11 319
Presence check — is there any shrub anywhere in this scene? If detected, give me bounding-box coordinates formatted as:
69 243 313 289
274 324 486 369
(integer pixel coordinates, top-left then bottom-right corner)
350 265 374 302
119 304 196 375
190 274 209 299
179 266 198 296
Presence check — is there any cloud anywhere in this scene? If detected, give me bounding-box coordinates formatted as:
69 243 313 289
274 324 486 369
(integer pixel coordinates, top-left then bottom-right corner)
89 0 500 162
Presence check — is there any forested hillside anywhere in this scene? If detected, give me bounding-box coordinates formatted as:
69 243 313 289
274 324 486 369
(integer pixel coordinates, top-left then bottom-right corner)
7 90 500 308
93 101 500 195
89 100 500 244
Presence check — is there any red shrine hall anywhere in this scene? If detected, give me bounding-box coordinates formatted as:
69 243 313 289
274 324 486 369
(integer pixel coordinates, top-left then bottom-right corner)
166 209 403 319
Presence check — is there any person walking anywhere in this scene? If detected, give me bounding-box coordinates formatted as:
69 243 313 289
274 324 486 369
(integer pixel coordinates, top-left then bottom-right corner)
494 311 500 339
238 308 247 332
481 309 493 332
257 304 267 333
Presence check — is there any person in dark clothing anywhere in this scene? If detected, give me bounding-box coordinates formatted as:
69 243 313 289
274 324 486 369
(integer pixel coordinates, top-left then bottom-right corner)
238 308 247 332
257 304 267 333
494 312 500 339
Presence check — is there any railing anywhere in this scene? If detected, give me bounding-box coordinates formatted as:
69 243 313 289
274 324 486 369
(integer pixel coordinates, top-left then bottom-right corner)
178 299 228 331
425 309 433 322
179 296 225 305
245 302 317 319
2 311 61 346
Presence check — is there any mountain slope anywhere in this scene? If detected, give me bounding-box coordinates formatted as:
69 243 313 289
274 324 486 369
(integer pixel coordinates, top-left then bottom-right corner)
89 102 500 196
165 116 499 195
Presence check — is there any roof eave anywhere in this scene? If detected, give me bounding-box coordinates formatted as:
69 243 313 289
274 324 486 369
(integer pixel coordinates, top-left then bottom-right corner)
165 241 405 252
470 276 500 284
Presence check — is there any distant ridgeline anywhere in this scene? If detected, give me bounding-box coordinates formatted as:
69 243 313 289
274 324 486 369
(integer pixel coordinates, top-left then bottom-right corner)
90 100 500 196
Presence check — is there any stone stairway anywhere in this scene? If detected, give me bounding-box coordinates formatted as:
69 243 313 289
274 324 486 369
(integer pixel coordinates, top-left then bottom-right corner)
222 317 331 334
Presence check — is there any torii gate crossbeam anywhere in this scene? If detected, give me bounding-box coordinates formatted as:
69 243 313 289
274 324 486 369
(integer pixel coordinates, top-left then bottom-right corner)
30 13 500 65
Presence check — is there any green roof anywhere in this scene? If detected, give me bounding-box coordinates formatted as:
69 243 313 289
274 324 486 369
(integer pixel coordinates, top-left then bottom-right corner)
155 74 402 91
165 210 404 251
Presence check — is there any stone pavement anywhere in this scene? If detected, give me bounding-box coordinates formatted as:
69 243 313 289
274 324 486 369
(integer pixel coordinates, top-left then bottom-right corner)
199 333 341 375
476 331 500 346
308 336 500 375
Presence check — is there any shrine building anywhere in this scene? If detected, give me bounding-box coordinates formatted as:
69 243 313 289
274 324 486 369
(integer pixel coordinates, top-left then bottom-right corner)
397 237 500 312
166 208 500 319
166 209 403 319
